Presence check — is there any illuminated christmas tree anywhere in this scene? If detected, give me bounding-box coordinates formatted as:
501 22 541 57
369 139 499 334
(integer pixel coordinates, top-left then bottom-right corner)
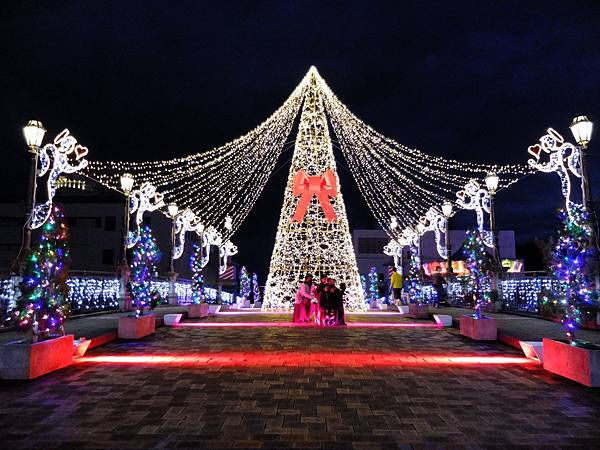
368 267 378 302
405 246 422 304
252 273 260 303
463 229 493 319
549 208 596 343
239 266 251 300
15 204 70 341
128 225 161 315
190 243 205 304
263 70 365 310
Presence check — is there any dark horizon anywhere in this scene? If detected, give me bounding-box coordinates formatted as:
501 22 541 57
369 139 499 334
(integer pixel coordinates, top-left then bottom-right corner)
1 0 599 279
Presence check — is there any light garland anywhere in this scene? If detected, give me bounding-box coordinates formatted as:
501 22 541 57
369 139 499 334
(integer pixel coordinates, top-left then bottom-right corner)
67 277 119 312
252 273 260 303
263 71 365 311
31 130 89 229
0 278 16 325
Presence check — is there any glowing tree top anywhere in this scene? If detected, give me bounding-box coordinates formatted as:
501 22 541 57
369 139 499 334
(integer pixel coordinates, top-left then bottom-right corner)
15 204 71 341
263 71 365 310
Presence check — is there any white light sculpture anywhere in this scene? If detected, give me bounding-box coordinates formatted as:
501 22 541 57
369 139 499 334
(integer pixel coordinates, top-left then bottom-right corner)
456 179 494 247
527 128 582 222
30 129 89 229
127 181 165 247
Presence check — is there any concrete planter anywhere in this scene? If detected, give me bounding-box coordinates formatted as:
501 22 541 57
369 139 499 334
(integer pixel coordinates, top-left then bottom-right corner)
208 304 221 315
408 303 429 319
543 338 600 387
188 303 209 318
0 334 74 380
118 313 155 339
459 315 497 341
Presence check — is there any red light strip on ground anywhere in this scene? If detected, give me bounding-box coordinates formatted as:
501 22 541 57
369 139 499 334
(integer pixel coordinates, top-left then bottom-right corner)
76 352 534 367
216 311 406 316
173 322 439 328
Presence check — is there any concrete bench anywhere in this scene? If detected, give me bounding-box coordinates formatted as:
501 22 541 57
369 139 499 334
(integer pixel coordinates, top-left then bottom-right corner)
433 314 452 327
163 314 183 326
520 341 543 363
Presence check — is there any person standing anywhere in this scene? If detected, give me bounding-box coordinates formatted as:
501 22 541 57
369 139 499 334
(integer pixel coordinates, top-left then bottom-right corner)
390 266 403 305
432 266 446 308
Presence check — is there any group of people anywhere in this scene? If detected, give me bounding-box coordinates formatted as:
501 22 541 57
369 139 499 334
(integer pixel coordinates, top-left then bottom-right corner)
292 274 346 326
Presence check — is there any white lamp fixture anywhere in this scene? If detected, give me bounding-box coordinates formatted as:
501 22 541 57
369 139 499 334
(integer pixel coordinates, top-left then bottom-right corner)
167 203 179 218
120 173 135 195
570 115 593 147
23 120 46 150
485 171 499 194
441 201 453 218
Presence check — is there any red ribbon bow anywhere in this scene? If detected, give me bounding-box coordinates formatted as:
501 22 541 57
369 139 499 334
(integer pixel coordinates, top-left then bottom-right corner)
291 169 338 223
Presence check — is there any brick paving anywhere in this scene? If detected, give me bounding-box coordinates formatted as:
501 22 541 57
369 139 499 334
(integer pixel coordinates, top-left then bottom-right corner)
2 313 600 449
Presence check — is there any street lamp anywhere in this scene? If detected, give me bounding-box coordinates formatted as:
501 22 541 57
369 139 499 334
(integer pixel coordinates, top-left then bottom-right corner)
441 201 454 276
119 173 135 311
21 120 46 258
167 203 179 305
485 171 500 265
570 115 598 276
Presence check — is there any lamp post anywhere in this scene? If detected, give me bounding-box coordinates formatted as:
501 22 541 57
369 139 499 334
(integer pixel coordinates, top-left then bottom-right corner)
21 120 46 262
167 203 179 305
485 171 500 265
119 173 135 311
416 222 426 281
570 116 598 272
441 201 454 277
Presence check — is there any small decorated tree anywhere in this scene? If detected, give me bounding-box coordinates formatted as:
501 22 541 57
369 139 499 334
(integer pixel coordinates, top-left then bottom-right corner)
239 266 251 301
550 208 596 343
252 273 260 303
405 246 422 304
128 225 161 316
368 267 378 303
190 243 205 304
463 229 493 319
15 204 71 341
360 274 368 303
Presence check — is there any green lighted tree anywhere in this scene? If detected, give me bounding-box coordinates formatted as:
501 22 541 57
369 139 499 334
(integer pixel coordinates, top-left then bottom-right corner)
15 204 71 341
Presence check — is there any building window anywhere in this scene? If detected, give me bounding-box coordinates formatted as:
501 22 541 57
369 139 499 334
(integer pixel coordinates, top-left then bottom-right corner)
102 249 114 266
104 216 116 231
357 237 390 255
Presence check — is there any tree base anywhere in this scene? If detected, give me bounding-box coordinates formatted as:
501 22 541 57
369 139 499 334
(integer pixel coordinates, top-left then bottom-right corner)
543 338 600 387
459 315 497 340
118 314 156 339
0 334 74 379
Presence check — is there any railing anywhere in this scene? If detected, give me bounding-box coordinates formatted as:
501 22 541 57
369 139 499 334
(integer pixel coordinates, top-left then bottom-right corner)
419 276 559 314
0 274 239 327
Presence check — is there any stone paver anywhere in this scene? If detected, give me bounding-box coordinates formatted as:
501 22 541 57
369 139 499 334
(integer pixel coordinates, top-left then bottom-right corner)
1 313 600 449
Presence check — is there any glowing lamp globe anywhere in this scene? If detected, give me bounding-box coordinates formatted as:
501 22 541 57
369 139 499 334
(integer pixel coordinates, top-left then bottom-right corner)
570 115 593 147
120 173 135 194
167 203 179 218
390 216 398 229
23 119 46 149
485 171 499 194
441 201 453 217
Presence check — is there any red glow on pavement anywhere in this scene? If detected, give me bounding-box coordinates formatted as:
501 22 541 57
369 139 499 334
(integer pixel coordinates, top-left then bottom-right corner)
76 352 535 367
217 311 405 316
173 321 439 328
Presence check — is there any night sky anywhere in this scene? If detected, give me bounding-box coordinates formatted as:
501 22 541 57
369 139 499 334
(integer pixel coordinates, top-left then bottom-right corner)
1 0 599 279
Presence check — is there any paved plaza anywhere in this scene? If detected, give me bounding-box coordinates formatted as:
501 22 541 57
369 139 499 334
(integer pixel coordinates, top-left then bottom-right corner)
2 313 600 449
